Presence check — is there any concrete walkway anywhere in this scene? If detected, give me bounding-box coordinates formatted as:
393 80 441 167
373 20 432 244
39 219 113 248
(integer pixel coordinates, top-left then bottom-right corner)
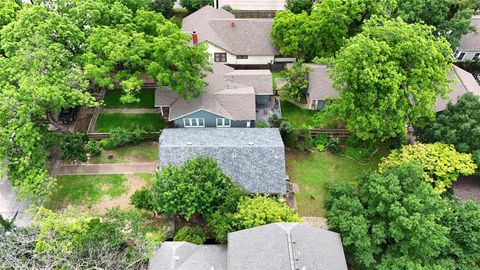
0 178 33 227
54 162 158 175
102 108 161 114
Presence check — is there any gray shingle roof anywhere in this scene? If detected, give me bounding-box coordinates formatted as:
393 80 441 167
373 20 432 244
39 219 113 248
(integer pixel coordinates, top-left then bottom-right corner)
148 242 227 270
149 223 348 270
228 223 348 270
435 65 480 112
307 64 339 101
157 63 271 121
459 16 480 52
182 6 278 56
158 128 287 194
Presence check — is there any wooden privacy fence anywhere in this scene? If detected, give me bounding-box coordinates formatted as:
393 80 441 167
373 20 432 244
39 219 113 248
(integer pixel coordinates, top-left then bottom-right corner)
308 129 351 138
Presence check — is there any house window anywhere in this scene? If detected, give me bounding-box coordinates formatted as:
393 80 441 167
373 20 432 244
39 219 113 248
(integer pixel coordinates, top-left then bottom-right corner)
184 118 205 128
237 55 248 59
214 53 227 62
216 118 231 127
473 53 480 61
457 52 466 61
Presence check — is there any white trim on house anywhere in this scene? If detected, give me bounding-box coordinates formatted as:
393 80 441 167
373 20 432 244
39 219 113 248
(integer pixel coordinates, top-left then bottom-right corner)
183 118 205 128
170 108 231 121
216 118 231 127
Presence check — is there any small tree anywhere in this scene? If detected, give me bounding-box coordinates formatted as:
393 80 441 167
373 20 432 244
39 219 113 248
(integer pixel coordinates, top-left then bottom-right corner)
150 0 174 18
379 143 477 193
281 61 311 102
138 157 243 221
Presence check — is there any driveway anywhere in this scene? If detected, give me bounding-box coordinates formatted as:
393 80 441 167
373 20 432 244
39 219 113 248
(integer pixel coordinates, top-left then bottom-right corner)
0 177 33 227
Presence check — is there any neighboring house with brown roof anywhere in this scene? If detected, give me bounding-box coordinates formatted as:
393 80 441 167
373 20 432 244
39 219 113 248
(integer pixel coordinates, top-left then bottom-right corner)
305 64 339 110
214 0 285 10
149 222 348 270
435 65 480 111
155 63 274 128
455 16 480 62
182 6 291 67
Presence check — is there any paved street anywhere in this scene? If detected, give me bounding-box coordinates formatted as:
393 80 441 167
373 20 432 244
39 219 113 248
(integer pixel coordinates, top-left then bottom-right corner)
0 177 32 227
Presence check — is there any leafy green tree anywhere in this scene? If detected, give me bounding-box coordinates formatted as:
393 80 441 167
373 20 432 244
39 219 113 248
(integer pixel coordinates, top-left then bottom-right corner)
379 143 476 193
271 0 395 61
281 60 311 102
326 164 450 269
418 93 480 170
331 18 453 141
0 5 95 202
138 157 244 220
151 0 175 18
0 0 20 28
393 0 475 48
180 0 213 12
285 0 316 14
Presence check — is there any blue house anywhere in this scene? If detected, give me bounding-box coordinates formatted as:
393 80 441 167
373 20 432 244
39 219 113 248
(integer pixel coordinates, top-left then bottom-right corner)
155 63 274 128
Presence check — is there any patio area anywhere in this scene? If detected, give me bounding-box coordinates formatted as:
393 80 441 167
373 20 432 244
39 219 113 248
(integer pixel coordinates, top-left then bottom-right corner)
255 96 281 124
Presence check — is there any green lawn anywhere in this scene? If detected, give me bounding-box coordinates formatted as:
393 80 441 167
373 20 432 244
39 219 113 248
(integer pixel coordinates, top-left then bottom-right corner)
286 150 385 217
46 174 128 209
88 141 158 164
281 100 317 128
95 113 165 132
103 90 155 108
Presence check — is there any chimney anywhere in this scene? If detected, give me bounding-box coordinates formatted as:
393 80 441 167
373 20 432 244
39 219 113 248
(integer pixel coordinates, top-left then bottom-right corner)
192 31 198 45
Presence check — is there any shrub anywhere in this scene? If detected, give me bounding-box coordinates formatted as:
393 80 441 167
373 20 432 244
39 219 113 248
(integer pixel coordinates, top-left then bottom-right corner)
130 188 154 212
173 226 206 244
85 139 101 157
281 60 311 102
59 133 87 162
285 0 316 14
99 128 147 150
256 121 269 128
314 134 328 152
326 137 340 153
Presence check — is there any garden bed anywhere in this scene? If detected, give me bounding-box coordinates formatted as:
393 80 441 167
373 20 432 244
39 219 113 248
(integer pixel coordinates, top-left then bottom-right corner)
46 173 156 214
286 150 385 217
95 113 165 132
103 90 155 108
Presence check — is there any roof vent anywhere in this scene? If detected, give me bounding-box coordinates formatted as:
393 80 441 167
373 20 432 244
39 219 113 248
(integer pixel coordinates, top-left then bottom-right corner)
186 142 192 146
230 21 235 28
248 142 254 145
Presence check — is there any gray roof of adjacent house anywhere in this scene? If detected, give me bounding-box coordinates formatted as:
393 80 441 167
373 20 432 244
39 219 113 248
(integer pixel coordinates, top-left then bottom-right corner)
158 128 286 194
459 16 480 52
182 6 278 56
307 64 339 101
155 63 272 121
228 223 348 270
148 242 227 270
435 65 480 112
149 223 348 270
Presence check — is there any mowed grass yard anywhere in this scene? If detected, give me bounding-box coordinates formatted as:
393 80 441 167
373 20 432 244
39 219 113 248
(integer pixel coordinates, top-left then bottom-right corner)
281 100 339 129
286 150 386 217
46 173 156 213
103 90 155 108
95 113 165 132
87 141 158 164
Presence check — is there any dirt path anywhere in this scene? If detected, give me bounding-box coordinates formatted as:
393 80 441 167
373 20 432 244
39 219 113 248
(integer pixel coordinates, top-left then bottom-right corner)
102 108 161 114
53 163 157 175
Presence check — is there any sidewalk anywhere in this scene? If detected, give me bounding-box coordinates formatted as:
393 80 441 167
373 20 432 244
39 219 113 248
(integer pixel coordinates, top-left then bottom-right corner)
53 162 158 175
0 178 33 227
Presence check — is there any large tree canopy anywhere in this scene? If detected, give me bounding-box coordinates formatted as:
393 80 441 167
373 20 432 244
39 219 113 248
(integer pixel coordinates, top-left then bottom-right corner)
418 93 480 169
393 0 475 48
330 18 453 141
0 5 95 202
326 163 480 269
